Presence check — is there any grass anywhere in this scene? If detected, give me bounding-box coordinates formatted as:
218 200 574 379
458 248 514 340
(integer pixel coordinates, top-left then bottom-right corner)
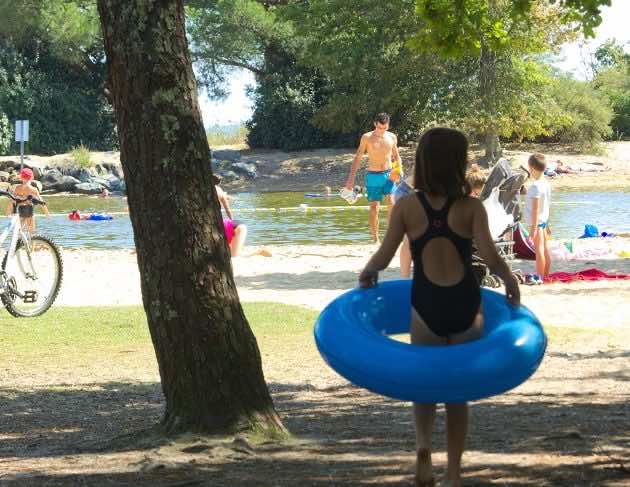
0 303 318 369
207 124 249 147
1 303 624 371
69 143 93 168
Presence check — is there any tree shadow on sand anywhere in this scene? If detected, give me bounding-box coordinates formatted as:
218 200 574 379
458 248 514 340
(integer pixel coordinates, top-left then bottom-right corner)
0 377 628 486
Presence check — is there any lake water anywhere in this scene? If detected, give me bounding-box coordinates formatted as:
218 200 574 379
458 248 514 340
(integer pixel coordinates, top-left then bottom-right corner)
2 191 628 249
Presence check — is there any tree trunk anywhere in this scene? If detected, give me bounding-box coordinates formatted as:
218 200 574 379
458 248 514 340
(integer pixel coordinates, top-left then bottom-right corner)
96 0 284 436
478 0 502 168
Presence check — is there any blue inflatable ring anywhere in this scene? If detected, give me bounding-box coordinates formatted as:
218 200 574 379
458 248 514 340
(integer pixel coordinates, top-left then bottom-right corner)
314 280 546 403
87 213 113 221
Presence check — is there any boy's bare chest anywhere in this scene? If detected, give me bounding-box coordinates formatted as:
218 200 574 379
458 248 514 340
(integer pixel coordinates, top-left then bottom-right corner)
367 134 393 153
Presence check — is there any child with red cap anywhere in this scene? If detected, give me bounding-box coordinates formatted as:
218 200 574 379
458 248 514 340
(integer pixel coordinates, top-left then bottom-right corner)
4 167 49 235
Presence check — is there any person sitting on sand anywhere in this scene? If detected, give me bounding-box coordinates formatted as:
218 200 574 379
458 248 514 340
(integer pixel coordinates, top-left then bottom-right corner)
213 175 271 258
358 127 519 487
5 168 49 235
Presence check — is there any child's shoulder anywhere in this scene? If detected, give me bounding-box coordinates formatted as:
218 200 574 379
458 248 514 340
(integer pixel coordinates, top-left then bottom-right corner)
453 195 483 215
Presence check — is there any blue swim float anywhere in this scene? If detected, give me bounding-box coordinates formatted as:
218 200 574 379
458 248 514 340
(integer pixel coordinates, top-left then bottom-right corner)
314 280 546 403
87 213 113 221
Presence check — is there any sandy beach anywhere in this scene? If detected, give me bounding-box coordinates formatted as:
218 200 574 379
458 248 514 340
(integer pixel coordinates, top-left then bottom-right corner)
56 244 630 330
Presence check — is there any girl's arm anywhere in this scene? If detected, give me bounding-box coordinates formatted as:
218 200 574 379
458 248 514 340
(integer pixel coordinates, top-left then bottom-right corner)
33 189 49 215
359 203 406 287
220 195 233 220
215 186 234 220
472 199 520 306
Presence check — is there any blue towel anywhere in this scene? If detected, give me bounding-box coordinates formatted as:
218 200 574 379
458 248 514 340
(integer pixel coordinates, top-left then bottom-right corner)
579 224 599 239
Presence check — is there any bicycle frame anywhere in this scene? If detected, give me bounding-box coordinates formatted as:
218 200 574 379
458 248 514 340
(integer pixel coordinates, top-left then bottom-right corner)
0 214 33 287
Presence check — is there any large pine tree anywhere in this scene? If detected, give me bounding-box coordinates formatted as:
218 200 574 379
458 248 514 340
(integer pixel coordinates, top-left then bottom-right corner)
96 0 284 435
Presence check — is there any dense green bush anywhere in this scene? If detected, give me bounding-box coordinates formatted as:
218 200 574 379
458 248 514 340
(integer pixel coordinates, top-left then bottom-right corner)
546 77 613 149
0 40 115 155
0 112 10 154
594 66 630 139
246 54 358 151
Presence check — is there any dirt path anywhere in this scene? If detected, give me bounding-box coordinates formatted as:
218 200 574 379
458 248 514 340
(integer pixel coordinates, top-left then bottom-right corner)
0 320 627 486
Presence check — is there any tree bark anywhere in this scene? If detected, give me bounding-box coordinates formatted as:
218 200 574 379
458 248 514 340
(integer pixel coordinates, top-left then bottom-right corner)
478 41 502 167
96 0 284 436
478 0 502 168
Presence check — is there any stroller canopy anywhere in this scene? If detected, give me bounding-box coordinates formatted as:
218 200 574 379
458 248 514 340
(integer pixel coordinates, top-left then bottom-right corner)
479 158 528 221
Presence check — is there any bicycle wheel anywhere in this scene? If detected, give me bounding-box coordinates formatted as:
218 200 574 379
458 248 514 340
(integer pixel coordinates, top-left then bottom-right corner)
1 234 63 317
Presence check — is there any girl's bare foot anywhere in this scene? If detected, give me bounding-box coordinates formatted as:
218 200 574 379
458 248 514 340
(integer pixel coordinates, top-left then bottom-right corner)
415 448 434 487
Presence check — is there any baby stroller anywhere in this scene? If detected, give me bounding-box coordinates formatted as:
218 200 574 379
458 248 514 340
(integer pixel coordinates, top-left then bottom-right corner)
473 159 529 288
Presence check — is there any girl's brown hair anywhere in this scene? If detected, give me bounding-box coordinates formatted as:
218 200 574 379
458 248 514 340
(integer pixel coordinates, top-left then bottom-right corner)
414 127 471 200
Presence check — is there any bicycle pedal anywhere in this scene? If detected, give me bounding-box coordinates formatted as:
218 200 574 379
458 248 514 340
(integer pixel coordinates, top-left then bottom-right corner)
23 290 38 303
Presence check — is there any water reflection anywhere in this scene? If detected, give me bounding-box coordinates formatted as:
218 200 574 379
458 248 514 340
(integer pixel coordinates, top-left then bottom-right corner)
6 191 628 249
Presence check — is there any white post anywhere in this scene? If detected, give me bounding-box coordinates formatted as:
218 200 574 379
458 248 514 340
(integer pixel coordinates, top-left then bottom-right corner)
20 139 24 170
15 120 29 170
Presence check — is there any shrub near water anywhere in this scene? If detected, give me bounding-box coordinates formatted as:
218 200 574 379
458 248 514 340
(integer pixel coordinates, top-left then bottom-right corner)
207 124 249 147
70 144 93 168
0 112 10 155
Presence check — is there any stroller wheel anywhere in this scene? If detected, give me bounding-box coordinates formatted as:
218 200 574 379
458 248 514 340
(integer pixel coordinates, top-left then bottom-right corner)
481 276 499 288
514 272 526 284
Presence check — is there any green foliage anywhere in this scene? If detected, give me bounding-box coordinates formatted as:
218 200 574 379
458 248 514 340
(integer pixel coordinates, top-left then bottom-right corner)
189 0 618 152
453 58 560 142
70 143 93 168
0 112 10 154
548 76 613 149
0 1 113 155
189 0 348 149
246 54 357 150
187 0 295 99
592 40 630 139
412 0 609 56
289 0 467 139
0 39 115 155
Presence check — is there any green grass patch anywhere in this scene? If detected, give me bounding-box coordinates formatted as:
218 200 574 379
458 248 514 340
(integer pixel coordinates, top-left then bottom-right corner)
1 304 623 375
69 143 93 168
0 303 317 368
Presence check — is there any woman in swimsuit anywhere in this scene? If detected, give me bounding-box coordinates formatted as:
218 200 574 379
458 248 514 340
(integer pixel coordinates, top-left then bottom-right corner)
359 128 520 487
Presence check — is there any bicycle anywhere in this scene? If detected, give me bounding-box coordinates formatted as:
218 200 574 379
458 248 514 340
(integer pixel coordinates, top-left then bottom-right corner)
0 190 63 317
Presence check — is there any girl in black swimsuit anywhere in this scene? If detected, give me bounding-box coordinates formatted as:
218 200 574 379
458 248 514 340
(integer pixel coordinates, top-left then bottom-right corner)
358 128 519 487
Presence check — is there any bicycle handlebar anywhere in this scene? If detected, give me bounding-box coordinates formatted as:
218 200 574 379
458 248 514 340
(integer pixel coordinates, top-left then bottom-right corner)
0 190 47 206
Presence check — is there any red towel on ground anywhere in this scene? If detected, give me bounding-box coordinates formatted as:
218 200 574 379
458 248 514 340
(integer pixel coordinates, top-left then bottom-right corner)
545 268 630 283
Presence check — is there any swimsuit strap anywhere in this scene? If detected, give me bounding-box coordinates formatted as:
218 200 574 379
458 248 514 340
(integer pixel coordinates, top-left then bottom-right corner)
413 192 473 266
416 192 453 227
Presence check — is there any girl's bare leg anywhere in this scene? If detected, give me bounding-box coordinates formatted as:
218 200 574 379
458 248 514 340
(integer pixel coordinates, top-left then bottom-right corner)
411 309 447 486
440 310 484 487
229 225 248 257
